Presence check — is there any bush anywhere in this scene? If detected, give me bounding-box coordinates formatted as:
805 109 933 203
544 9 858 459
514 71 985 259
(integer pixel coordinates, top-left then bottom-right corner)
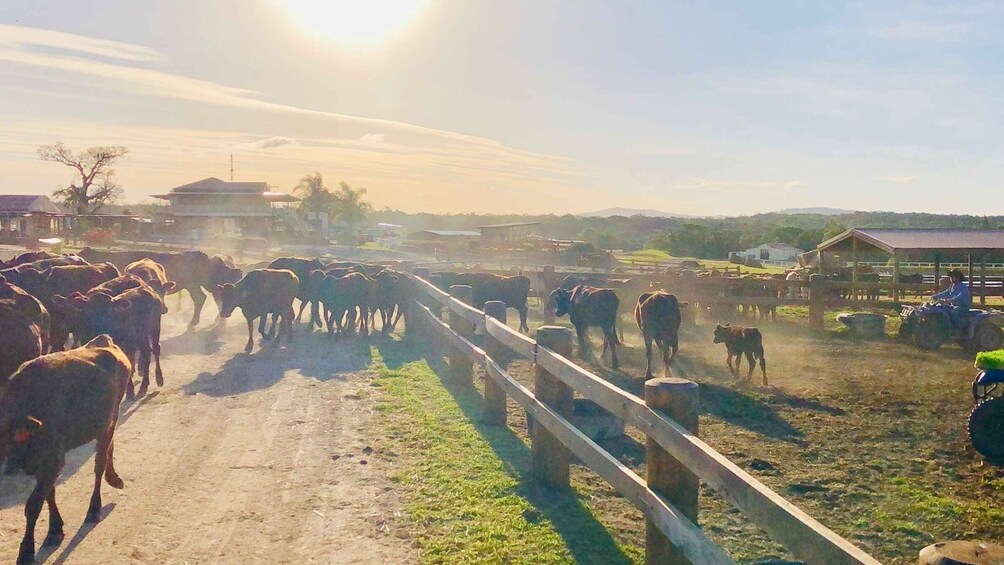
82 227 115 247
976 349 1004 370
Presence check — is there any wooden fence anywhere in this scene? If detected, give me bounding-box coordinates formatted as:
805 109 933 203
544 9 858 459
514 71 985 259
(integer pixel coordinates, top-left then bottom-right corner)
403 270 882 565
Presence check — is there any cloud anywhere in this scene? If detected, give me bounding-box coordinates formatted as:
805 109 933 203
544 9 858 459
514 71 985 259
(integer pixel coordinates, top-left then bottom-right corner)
0 23 161 62
879 175 920 184
672 177 804 194
250 136 296 149
358 133 385 145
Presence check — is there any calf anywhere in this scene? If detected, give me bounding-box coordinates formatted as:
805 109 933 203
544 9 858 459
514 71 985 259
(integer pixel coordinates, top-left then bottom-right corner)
549 285 620 369
635 292 682 378
369 269 406 333
124 258 177 302
267 257 324 327
56 284 165 398
216 269 298 353
316 271 371 337
0 334 131 565
712 323 767 386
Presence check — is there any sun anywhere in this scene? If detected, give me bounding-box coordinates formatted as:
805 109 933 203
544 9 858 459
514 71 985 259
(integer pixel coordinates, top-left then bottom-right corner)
285 0 426 43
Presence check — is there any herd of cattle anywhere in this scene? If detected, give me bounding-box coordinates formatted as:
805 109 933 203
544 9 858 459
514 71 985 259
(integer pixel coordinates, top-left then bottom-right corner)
0 247 773 564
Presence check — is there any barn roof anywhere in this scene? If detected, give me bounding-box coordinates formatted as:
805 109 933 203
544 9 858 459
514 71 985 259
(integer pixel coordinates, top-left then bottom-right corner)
475 222 540 230
162 177 269 194
413 229 480 237
0 195 65 215
816 228 1004 256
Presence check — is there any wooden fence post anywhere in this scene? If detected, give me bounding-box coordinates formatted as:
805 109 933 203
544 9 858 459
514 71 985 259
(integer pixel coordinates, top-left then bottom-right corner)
448 285 474 385
645 378 700 565
532 326 574 489
808 274 824 331
483 300 508 426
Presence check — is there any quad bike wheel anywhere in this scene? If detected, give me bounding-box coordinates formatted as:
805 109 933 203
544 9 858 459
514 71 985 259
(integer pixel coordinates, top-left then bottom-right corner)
967 321 1004 352
969 397 1004 465
913 314 949 351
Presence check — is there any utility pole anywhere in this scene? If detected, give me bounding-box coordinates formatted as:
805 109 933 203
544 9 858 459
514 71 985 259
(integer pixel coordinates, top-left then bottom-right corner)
230 153 234 181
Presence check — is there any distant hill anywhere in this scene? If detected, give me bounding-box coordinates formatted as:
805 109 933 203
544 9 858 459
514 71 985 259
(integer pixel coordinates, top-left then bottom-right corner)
775 207 855 216
578 207 687 218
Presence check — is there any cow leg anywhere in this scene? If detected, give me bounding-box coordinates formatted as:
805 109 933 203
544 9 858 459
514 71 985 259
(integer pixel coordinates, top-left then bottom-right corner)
244 315 255 353
188 287 207 328
136 343 152 397
87 430 114 523
19 473 55 565
661 338 672 377
285 307 295 343
296 299 310 324
153 319 164 387
759 354 768 386
726 354 736 376
359 305 369 336
390 304 404 332
644 336 654 379
518 305 529 333
605 325 619 369
42 488 64 548
104 434 124 489
311 299 323 328
744 351 756 381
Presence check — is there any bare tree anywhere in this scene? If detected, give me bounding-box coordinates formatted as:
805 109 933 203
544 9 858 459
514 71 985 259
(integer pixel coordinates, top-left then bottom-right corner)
37 142 129 215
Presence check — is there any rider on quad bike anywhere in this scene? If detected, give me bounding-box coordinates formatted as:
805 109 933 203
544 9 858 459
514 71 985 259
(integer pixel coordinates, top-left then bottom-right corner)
899 269 1004 351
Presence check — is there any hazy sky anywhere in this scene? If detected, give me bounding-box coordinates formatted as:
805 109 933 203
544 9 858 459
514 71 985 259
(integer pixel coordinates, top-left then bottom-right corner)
1 1 1002 215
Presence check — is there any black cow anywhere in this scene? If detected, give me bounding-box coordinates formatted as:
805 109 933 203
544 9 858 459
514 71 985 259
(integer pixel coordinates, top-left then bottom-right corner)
635 291 682 378
548 285 620 369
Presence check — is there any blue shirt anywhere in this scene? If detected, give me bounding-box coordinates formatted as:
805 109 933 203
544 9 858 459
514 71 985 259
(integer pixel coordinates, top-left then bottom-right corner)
933 282 972 308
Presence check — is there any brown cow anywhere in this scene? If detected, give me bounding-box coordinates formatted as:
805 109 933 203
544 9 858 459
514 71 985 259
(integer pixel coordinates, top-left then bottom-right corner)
0 273 50 356
78 247 213 327
52 275 147 348
267 257 324 327
1 251 57 269
316 271 371 337
635 292 683 378
56 284 165 398
433 272 532 332
124 258 177 300
0 334 131 565
216 269 298 353
548 285 620 369
713 323 767 386
369 269 406 333
0 295 46 385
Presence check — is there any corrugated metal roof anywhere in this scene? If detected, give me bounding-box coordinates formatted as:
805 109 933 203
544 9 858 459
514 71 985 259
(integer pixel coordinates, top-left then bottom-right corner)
414 229 480 237
168 177 268 194
817 228 1004 254
475 222 540 229
0 195 65 214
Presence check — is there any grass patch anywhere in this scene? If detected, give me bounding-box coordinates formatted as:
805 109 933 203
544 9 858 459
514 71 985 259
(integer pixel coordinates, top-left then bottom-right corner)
975 349 1004 370
368 342 642 564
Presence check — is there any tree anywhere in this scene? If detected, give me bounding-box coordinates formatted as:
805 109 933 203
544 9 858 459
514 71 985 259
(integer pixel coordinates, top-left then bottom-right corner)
795 228 825 252
294 172 333 217
330 182 373 244
38 142 128 215
769 226 804 245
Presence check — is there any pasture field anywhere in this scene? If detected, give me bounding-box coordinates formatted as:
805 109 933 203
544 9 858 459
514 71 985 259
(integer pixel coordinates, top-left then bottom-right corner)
616 249 788 275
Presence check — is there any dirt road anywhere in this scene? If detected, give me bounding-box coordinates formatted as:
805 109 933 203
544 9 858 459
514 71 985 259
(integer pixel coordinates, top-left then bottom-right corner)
0 301 414 564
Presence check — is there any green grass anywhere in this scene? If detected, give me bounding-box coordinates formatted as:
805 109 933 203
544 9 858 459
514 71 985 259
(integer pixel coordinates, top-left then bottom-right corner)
616 249 787 274
368 342 642 565
975 349 1004 370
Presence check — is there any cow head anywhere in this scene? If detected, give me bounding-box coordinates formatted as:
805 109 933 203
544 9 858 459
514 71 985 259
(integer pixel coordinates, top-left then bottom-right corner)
548 288 573 318
712 323 731 344
214 283 241 318
0 415 44 475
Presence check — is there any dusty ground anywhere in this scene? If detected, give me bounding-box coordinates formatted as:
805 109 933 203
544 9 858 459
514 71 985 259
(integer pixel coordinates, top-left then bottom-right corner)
0 299 414 565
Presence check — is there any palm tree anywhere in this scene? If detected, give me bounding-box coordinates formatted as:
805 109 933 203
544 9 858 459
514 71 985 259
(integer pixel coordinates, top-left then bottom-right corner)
294 172 332 218
331 182 374 245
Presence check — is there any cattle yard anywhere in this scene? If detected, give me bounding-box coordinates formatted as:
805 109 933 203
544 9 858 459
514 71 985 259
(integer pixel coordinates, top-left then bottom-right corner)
0 244 1002 564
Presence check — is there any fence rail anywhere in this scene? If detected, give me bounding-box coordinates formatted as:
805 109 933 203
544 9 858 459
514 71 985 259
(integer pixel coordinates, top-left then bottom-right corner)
406 273 882 565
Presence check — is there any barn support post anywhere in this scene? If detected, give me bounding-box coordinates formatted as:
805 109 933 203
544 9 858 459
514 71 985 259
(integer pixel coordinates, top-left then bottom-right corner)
482 301 508 426
531 326 574 490
448 285 475 386
933 254 941 295
968 254 975 294
808 274 825 331
980 256 987 306
851 238 859 301
892 253 901 302
645 378 700 565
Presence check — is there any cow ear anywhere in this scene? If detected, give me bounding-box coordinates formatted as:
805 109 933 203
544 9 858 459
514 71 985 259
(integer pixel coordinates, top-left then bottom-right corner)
13 416 43 445
163 281 176 291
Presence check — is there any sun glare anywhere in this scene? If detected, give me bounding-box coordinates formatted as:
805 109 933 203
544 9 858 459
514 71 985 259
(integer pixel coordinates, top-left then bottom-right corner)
285 0 425 43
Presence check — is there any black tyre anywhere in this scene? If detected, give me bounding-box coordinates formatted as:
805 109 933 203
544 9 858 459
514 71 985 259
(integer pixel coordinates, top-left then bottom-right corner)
969 398 1004 465
970 321 1004 352
913 314 949 351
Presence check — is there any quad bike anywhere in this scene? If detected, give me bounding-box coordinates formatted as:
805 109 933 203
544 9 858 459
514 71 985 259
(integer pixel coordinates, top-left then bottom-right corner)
899 303 1004 352
969 366 1004 465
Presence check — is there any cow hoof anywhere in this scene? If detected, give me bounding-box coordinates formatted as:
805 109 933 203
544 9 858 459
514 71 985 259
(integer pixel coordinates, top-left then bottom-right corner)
85 511 101 524
137 384 149 397
43 530 64 547
107 474 125 489
155 374 164 387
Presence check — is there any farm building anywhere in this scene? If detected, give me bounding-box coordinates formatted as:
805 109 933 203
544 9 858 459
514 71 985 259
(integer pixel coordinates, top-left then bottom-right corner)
476 221 540 242
152 177 300 237
408 229 481 241
0 195 69 242
732 243 803 267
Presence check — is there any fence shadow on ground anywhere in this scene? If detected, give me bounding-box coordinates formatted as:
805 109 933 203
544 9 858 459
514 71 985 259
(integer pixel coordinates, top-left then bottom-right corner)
373 339 637 565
